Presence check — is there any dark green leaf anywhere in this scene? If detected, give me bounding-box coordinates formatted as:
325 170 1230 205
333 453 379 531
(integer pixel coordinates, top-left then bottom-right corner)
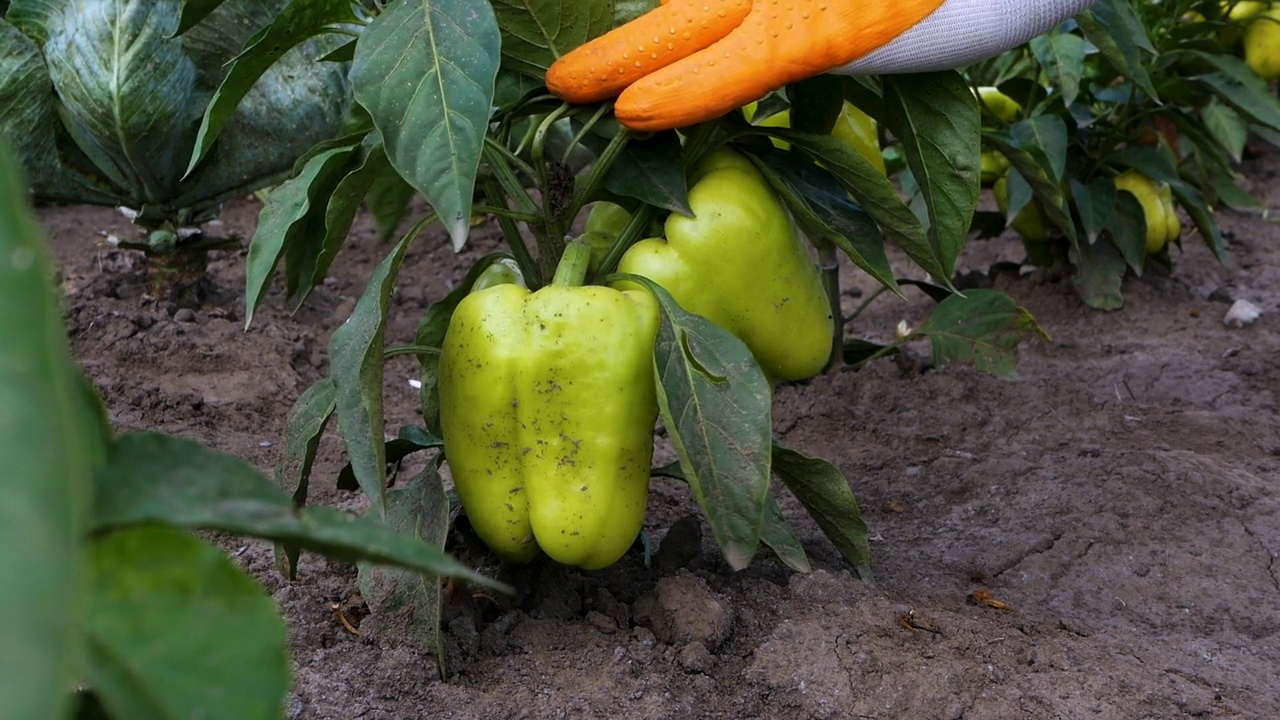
86 527 289 720
1193 71 1280 132
774 130 949 286
0 21 66 198
772 443 871 582
244 142 361 327
612 0 657 25
602 129 690 216
174 0 231 36
626 277 773 572
787 75 844 135
272 376 336 577
1070 178 1117 245
1008 115 1068 184
330 230 420 511
742 147 897 294
1206 167 1262 212
352 0 501 249
760 495 811 574
186 0 359 175
358 465 451 667
881 71 981 280
336 436 443 492
984 125 1076 243
309 138 400 293
90 433 505 588
0 142 96 720
366 160 417 240
491 0 613 77
842 338 895 365
1077 0 1158 100
1030 31 1085 107
1070 231 1127 310
918 290 1048 378
1104 190 1148 275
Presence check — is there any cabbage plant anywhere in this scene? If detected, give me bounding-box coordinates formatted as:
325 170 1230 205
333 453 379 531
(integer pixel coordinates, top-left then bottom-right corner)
0 0 350 299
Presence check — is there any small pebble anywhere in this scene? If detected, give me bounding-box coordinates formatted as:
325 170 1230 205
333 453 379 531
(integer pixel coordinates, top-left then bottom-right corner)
174 308 196 323
1223 299 1261 328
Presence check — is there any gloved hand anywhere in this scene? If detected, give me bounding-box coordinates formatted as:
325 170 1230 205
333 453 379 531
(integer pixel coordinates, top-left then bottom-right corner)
545 0 1096 131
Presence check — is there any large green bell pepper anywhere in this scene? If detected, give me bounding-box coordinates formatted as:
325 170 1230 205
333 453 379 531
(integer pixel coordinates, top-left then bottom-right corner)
439 244 659 569
615 148 834 382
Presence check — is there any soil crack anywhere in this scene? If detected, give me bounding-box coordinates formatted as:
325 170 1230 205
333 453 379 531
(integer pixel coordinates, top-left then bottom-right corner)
1240 520 1280 592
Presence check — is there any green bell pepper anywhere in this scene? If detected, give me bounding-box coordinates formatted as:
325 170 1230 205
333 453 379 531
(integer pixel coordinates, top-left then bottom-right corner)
439 243 659 569
615 148 834 382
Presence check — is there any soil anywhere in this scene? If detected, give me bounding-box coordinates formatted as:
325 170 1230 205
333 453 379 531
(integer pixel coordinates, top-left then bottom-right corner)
46 145 1280 720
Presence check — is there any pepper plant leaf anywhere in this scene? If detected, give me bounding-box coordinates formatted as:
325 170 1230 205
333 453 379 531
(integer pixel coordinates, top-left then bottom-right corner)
330 228 422 514
775 129 952 290
1077 0 1158 100
244 140 362 327
1029 31 1085 107
358 464 451 670
491 0 614 77
91 433 505 589
621 276 773 572
351 0 501 250
1069 233 1127 310
85 527 290 720
917 290 1049 378
173 0 233 36
881 70 981 282
771 442 871 582
760 496 812 574
272 376 337 578
0 143 99 720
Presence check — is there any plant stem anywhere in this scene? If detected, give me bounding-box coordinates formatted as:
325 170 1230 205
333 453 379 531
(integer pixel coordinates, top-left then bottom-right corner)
591 203 655 282
565 124 631 226
480 178 540 287
552 241 592 287
816 240 842 373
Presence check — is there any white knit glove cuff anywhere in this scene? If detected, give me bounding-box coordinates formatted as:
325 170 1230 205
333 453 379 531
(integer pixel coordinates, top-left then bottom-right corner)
835 0 1096 75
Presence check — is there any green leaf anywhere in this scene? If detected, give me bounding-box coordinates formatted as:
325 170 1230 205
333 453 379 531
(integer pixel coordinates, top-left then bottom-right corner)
351 0 501 250
1104 190 1148 275
0 142 96 720
1077 0 1158 100
771 443 871 582
1193 71 1280 132
244 142 360 326
330 229 420 512
185 0 358 176
43 0 204 203
1070 178 1117 246
775 130 949 286
787 75 844 135
625 277 773 572
310 138 401 291
602 130 690 215
918 290 1048 378
743 147 898 294
984 125 1076 243
491 0 613 77
90 433 505 589
85 526 289 720
272 377 336 577
358 465 451 667
1070 231 1127 310
1030 31 1085 107
881 71 981 281
1201 98 1248 163
173 0 231 36
366 160 417 240
760 496 812 574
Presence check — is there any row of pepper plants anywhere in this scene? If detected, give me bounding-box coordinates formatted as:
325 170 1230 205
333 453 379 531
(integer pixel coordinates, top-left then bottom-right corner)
4 0 1279 717
969 0 1280 308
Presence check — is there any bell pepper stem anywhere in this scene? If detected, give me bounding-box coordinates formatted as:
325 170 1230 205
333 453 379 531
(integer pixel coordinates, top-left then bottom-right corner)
552 241 593 287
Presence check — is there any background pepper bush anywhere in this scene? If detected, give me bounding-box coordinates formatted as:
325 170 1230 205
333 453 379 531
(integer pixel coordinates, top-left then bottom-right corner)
966 0 1280 309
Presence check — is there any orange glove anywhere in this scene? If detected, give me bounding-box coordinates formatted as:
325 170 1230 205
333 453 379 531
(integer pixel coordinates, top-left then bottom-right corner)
545 0 1095 132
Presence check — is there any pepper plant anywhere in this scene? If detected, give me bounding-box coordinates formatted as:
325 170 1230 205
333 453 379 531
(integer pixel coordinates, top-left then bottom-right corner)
965 0 1280 309
216 0 1118 661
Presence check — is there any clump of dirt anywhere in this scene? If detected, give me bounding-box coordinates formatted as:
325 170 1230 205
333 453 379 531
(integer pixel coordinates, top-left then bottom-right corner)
47 146 1280 719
